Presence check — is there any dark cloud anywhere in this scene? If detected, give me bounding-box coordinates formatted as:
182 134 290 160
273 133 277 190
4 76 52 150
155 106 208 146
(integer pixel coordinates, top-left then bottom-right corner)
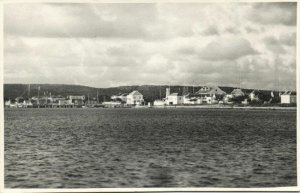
199 38 259 61
249 3 297 26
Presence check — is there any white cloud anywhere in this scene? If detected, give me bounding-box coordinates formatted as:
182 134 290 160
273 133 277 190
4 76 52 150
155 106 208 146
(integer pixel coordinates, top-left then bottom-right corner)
4 3 296 90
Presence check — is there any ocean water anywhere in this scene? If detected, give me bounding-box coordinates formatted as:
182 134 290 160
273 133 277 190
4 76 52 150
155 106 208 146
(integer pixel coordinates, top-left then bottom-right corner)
4 108 297 188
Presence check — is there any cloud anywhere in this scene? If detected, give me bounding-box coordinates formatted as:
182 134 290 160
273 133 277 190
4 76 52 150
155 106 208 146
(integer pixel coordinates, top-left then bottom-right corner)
4 3 159 39
263 33 296 55
248 3 297 26
279 32 296 46
3 3 296 90
245 26 260 33
263 36 286 54
175 46 196 55
199 38 259 61
225 27 240 34
201 26 219 36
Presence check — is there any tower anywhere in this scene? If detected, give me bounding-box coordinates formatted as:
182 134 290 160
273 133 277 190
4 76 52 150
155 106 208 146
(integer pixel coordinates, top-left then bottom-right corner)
166 88 170 98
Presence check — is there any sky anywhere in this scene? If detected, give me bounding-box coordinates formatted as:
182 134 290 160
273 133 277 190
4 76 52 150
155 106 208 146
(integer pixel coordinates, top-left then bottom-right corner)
3 3 297 90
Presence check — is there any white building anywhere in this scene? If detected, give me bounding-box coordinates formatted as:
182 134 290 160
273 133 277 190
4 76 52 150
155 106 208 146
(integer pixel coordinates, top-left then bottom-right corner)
58 99 68 105
281 91 296 104
23 100 33 108
165 93 183 105
126 90 144 105
183 94 196 104
193 86 225 104
102 101 122 108
249 90 260 101
153 100 165 106
67 95 85 106
5 100 11 107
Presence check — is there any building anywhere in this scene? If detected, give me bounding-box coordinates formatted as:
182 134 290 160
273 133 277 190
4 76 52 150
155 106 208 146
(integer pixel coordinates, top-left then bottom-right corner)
193 86 226 104
249 90 260 101
126 90 144 105
67 95 85 106
51 96 66 103
58 99 68 106
85 100 98 107
231 88 244 97
4 100 15 108
166 88 170 97
23 100 33 108
165 93 183 105
102 101 122 108
153 100 165 106
183 94 197 104
281 91 296 104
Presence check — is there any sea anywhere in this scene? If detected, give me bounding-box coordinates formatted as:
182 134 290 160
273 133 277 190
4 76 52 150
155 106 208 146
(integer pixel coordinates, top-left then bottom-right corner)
4 108 297 188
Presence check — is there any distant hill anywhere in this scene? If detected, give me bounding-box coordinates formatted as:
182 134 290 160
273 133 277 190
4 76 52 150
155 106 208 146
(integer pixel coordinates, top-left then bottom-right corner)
4 84 280 103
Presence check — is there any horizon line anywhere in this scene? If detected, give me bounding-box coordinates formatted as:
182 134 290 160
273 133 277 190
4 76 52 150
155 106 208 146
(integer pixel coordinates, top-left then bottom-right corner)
3 83 296 92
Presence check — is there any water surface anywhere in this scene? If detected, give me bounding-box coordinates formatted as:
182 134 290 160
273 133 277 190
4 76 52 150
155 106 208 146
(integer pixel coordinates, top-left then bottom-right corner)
5 108 297 188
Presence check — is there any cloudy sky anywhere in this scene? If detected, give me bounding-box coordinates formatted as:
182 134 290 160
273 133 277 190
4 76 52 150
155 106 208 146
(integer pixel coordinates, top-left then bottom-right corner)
4 3 297 90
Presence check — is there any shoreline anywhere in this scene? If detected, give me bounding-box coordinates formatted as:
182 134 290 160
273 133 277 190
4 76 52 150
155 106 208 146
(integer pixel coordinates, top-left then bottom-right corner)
147 105 297 110
4 105 297 110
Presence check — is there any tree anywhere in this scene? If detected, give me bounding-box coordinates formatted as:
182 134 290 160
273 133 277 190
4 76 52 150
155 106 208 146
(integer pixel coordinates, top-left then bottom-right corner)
231 95 247 103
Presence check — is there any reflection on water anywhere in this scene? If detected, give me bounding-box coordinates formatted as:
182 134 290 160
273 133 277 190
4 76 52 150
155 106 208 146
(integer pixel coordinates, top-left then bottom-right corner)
5 108 297 188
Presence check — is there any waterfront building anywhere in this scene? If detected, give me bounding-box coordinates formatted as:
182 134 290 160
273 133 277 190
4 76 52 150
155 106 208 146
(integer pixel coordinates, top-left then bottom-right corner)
67 95 85 106
222 88 245 104
4 100 10 107
281 91 297 104
102 101 122 108
231 88 245 97
194 86 226 104
153 100 165 106
183 94 197 104
196 86 226 96
4 100 16 108
85 100 98 107
249 90 260 101
58 99 68 106
165 93 183 105
166 88 170 97
51 96 66 103
126 90 144 105
23 99 33 108
241 99 249 105
15 97 24 104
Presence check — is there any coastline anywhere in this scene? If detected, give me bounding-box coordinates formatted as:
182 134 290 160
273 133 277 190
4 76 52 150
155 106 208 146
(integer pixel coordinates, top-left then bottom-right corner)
147 105 297 110
4 105 297 110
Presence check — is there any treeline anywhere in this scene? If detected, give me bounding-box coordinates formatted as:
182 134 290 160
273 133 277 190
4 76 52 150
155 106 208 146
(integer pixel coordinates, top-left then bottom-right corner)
4 84 279 103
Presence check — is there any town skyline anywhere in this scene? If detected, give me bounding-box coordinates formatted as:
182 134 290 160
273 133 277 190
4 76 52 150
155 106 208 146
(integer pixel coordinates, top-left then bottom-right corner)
4 3 296 91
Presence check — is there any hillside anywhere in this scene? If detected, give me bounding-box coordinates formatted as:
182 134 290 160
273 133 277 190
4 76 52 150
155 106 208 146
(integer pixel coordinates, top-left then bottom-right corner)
4 84 279 103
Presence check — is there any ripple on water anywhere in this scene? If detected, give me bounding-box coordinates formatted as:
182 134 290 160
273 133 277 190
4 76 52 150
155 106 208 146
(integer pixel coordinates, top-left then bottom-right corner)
4 108 297 188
